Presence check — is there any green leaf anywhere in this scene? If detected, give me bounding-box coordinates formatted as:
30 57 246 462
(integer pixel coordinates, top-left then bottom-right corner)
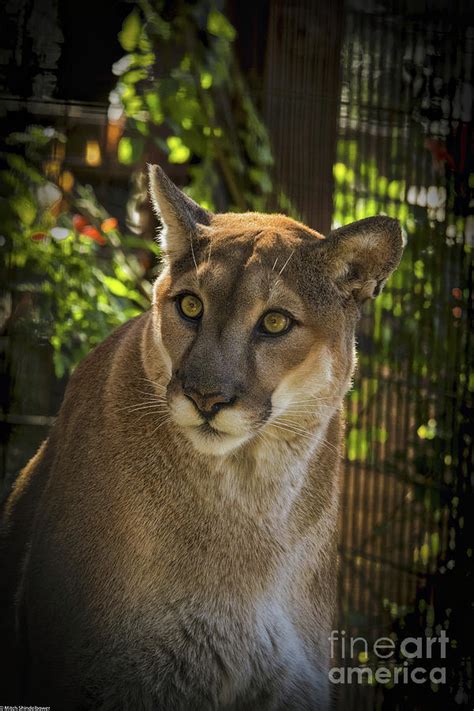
53 351 66 379
249 167 272 193
207 9 236 41
166 136 190 164
123 68 147 86
102 276 130 297
388 179 405 200
431 532 440 556
10 195 37 226
4 153 43 183
145 92 163 123
347 428 369 461
200 72 213 90
120 235 161 254
119 10 141 52
117 136 143 165
420 543 430 566
333 162 347 184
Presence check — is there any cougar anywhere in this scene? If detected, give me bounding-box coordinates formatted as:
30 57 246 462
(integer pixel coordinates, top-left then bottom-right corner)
0 165 403 710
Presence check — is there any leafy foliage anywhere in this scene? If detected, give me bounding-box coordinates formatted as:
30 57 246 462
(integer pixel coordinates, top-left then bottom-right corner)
1 127 156 376
113 0 286 213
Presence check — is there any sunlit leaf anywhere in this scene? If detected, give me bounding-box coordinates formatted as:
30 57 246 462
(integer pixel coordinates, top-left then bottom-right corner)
118 136 143 165
420 543 430 565
10 195 36 226
431 532 440 556
207 9 236 40
102 277 130 297
119 10 141 52
145 92 163 124
200 72 213 89
166 136 190 164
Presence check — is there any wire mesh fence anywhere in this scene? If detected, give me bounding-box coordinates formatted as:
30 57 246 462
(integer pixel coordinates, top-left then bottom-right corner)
333 4 473 709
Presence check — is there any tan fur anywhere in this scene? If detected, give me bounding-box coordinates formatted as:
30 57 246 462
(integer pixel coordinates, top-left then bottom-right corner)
0 165 403 710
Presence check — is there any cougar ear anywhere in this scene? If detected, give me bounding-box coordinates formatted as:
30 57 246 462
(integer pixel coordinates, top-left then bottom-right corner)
147 164 212 258
325 216 405 301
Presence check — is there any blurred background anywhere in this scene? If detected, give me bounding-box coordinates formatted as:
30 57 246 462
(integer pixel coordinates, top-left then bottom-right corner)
0 1 472 709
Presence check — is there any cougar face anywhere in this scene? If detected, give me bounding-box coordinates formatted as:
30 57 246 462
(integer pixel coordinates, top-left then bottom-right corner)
155 225 345 456
147 166 403 456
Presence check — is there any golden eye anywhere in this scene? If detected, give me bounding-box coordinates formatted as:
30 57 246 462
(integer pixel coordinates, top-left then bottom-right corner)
178 294 203 320
261 311 291 335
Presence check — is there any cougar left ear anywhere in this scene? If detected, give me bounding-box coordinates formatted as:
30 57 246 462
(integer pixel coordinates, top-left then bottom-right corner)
148 164 213 259
325 216 405 301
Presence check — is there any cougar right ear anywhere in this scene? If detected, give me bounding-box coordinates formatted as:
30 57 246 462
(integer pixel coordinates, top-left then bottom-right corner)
147 164 212 259
324 216 405 302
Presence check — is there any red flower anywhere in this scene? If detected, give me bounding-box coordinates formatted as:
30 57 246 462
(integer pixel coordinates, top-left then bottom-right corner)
72 214 89 232
31 232 47 242
81 225 107 246
101 217 118 233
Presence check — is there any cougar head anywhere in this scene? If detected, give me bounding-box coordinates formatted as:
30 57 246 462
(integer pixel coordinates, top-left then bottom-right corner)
147 165 404 456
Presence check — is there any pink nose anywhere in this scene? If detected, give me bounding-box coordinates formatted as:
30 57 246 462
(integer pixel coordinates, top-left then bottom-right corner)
184 388 234 418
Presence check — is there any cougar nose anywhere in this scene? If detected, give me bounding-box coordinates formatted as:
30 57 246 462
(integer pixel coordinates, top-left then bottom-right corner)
183 387 234 418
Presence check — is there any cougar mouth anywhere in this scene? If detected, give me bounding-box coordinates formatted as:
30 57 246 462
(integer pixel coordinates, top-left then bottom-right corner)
198 421 222 436
183 418 252 456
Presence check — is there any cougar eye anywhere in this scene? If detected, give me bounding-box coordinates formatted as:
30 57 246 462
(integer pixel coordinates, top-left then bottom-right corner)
177 293 203 321
259 311 292 336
